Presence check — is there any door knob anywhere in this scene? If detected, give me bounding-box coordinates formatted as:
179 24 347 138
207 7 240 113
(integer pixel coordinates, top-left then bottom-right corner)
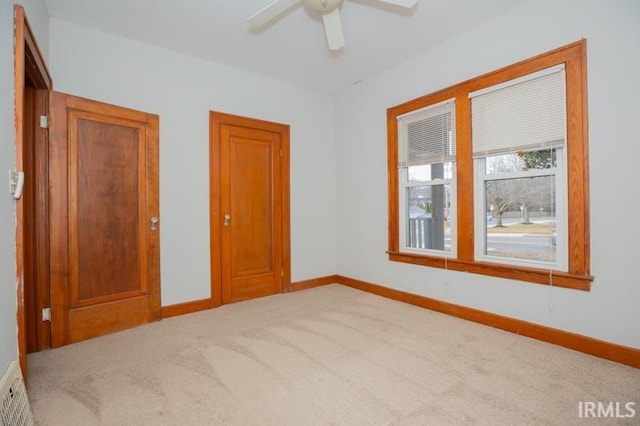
150 216 159 231
224 213 231 226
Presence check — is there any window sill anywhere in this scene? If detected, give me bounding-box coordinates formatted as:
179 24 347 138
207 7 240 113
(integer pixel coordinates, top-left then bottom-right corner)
387 251 593 291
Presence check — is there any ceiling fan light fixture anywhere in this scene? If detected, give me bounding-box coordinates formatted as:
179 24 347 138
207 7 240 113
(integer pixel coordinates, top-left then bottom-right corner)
303 0 342 13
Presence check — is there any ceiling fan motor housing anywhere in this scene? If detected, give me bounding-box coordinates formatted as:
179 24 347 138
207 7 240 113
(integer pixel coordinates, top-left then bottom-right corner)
303 0 342 13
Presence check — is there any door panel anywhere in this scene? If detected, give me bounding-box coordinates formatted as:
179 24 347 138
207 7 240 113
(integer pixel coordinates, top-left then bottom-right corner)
210 112 290 306
231 135 274 275
71 114 145 305
49 92 160 347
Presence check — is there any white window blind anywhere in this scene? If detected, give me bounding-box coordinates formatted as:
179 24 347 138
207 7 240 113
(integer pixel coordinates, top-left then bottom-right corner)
471 66 566 158
398 98 456 167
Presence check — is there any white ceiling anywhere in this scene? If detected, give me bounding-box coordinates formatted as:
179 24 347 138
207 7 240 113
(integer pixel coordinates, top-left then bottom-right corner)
43 0 528 95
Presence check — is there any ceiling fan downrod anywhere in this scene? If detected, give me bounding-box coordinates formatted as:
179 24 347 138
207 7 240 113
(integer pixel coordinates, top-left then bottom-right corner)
303 0 342 13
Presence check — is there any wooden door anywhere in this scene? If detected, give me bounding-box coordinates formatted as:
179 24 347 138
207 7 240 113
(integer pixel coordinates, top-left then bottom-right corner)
210 112 290 305
49 92 161 347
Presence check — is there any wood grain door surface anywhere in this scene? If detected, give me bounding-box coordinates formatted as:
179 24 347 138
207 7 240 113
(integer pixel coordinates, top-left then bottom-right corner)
211 113 289 305
49 92 160 347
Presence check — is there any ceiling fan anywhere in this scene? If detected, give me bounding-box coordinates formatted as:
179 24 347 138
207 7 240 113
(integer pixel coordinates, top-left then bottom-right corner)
247 0 418 51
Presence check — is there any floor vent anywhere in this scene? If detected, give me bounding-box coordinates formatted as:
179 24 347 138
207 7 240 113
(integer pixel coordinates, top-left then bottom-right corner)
0 362 34 426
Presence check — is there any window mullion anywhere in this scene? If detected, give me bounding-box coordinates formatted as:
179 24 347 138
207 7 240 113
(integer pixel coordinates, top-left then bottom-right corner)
455 94 474 262
485 168 556 180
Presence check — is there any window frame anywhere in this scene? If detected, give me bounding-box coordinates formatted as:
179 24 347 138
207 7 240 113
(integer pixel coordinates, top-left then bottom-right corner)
397 99 458 257
387 40 592 291
399 163 457 257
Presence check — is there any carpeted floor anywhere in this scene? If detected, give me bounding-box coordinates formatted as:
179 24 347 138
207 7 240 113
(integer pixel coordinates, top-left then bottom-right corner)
27 284 639 425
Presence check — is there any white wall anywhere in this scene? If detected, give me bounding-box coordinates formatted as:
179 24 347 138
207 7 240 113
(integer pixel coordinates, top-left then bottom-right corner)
0 0 49 374
337 0 640 349
0 0 18 376
18 0 49 60
48 19 339 305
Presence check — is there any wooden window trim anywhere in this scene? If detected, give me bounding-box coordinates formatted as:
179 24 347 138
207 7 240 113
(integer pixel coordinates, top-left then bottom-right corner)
387 40 593 291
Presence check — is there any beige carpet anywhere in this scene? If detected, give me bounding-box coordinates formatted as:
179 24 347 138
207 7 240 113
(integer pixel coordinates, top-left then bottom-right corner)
27 284 639 425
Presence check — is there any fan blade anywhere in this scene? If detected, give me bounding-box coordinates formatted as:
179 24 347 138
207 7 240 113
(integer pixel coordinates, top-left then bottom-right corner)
247 0 301 28
322 8 345 50
375 0 417 8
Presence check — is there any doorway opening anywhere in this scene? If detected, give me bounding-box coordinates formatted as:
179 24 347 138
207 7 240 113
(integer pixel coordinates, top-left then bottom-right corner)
14 5 53 379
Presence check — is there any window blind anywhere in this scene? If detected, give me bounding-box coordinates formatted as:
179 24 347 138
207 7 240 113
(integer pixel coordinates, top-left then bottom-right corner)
471 65 565 158
398 98 456 167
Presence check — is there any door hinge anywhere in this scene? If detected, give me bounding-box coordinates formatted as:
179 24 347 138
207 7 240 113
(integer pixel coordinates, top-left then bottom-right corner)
281 268 284 278
279 148 283 157
39 115 49 129
42 307 51 322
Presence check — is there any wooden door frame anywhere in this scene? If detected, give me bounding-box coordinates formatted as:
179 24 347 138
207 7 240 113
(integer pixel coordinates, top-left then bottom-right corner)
23 88 50 355
14 4 53 378
209 111 291 307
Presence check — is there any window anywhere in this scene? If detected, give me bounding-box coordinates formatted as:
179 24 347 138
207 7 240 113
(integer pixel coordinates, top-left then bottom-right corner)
472 66 566 270
398 99 456 255
387 40 592 290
